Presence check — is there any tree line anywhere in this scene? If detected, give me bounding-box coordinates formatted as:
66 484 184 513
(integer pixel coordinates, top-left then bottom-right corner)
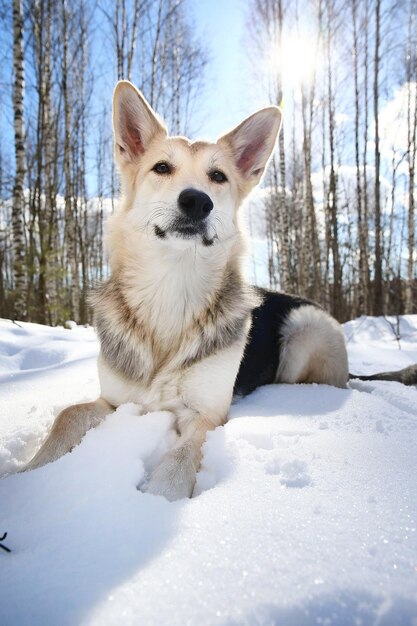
0 0 206 324
247 0 417 321
1 0 416 326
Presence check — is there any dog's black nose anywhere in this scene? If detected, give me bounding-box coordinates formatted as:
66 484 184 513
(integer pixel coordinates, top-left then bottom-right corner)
178 189 213 221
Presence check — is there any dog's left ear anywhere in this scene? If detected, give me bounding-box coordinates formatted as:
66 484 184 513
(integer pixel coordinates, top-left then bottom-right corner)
217 107 281 184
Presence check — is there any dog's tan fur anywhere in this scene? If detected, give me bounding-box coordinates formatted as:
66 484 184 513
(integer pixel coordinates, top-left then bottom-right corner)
26 81 284 500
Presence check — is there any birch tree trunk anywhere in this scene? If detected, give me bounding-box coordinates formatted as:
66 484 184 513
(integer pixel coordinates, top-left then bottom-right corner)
301 84 322 300
373 0 383 314
12 0 27 320
405 3 417 313
43 0 56 325
62 0 79 321
352 0 369 314
362 0 371 315
275 0 290 292
325 0 342 319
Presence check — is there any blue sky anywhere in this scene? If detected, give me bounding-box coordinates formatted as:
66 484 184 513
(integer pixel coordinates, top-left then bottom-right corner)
190 0 263 140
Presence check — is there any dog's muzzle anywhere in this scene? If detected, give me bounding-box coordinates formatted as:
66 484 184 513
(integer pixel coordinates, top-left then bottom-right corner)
154 188 215 245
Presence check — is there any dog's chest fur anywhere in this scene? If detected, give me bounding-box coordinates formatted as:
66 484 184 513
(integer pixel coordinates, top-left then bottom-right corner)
91 259 258 408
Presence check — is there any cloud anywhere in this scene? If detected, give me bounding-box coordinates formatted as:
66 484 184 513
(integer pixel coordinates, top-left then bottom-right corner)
378 82 416 158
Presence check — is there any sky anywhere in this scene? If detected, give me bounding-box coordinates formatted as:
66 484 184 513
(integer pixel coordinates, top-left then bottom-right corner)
189 0 264 140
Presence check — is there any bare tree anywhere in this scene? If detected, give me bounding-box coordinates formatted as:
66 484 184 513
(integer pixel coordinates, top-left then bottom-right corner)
61 0 80 321
324 0 342 318
373 0 383 315
11 0 27 320
405 1 417 313
362 0 371 316
351 0 369 314
111 0 144 80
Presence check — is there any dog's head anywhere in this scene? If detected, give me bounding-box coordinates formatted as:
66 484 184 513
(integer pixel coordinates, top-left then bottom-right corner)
111 81 281 251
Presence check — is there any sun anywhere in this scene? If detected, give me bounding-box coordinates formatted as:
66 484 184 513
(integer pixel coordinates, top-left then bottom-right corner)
271 29 322 92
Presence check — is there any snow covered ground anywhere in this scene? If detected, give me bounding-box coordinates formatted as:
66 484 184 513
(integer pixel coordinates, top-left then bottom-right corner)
1 315 417 626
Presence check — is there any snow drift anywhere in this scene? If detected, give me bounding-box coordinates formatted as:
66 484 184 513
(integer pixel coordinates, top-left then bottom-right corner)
0 315 417 625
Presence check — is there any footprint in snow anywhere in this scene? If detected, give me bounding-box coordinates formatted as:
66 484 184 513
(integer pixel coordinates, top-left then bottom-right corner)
266 457 312 488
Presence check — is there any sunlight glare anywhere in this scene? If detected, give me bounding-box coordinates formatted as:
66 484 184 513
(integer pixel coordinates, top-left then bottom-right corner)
273 30 321 91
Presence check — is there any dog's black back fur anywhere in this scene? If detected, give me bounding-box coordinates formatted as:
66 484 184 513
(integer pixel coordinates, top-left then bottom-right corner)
234 288 417 397
233 288 319 397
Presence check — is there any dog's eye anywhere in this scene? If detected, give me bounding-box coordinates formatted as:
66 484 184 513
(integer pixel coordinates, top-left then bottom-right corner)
209 170 228 184
152 162 172 175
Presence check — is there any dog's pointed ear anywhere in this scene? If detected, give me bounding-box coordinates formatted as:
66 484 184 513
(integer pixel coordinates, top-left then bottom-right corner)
112 81 166 165
217 107 281 184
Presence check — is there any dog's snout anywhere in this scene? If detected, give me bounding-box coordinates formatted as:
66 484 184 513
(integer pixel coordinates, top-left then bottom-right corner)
178 189 213 221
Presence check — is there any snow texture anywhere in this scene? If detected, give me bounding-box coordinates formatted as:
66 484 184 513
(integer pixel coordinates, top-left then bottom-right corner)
1 315 417 626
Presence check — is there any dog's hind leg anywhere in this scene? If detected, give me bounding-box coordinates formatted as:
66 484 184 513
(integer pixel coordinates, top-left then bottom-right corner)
25 398 114 471
277 305 349 388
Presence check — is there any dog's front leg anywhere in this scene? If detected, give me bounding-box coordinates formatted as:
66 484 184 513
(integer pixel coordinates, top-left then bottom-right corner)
146 340 247 501
146 415 216 501
25 398 114 471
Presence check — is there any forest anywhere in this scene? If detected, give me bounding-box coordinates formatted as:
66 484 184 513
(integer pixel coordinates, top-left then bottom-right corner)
0 0 416 324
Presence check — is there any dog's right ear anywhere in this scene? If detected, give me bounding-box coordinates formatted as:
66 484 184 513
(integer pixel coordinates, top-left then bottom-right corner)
112 81 166 165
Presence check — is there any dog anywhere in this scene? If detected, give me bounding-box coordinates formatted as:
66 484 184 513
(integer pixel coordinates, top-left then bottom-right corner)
26 81 416 500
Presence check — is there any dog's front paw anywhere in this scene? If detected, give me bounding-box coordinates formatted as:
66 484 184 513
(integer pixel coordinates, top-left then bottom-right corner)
145 476 191 502
144 453 196 501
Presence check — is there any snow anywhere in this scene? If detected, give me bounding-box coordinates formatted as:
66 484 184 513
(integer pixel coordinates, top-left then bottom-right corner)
1 315 417 625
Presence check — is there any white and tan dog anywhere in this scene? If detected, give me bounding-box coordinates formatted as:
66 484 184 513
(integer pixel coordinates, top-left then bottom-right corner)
25 81 359 500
